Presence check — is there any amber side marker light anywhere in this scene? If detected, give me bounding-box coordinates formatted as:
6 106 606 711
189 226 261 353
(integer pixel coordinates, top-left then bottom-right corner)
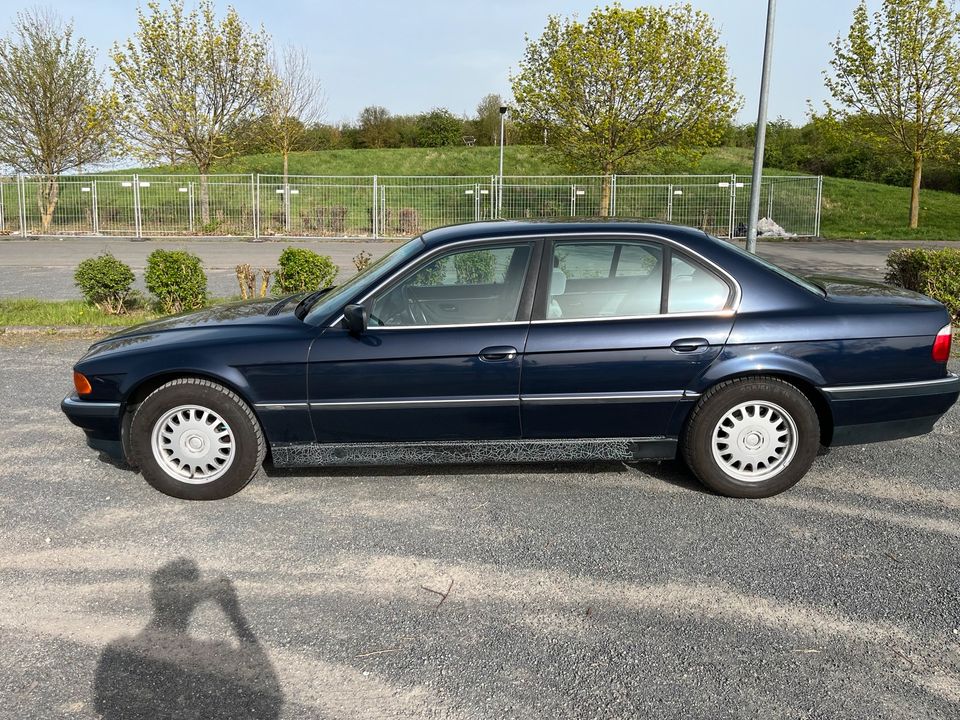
73 371 93 396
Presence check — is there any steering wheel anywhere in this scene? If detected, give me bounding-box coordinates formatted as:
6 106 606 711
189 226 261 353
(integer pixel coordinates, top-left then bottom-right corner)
401 283 428 325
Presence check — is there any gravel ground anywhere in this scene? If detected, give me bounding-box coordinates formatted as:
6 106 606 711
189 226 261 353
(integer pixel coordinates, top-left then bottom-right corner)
1 337 958 719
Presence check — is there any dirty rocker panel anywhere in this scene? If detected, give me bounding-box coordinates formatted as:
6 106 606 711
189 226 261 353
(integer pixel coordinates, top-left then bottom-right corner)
270 437 677 467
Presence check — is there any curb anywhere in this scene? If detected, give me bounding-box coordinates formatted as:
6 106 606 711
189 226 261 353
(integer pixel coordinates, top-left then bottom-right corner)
0 326 114 337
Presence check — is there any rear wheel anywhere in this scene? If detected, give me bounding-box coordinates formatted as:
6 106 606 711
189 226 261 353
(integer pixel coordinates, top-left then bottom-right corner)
682 377 820 498
129 378 265 500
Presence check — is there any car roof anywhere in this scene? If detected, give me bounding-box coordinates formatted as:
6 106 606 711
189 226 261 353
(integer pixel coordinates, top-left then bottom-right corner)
419 219 712 249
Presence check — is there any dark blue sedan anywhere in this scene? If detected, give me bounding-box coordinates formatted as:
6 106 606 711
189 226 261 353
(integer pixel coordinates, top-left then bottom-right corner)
62 220 958 500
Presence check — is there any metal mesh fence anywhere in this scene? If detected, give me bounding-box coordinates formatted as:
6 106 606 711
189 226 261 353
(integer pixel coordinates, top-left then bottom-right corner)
258 175 375 237
379 176 495 237
500 176 607 219
0 176 16 235
4 173 821 239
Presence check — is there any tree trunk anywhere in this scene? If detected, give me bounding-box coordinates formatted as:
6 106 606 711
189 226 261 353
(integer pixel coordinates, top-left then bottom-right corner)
599 164 613 218
199 171 211 227
283 151 290 234
38 177 60 232
909 152 922 229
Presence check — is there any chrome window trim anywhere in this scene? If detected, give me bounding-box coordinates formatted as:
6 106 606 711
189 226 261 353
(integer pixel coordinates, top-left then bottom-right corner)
328 231 742 329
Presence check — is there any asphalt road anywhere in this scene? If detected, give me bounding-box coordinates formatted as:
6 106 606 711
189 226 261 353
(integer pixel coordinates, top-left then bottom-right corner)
1 337 959 719
3 237 959 301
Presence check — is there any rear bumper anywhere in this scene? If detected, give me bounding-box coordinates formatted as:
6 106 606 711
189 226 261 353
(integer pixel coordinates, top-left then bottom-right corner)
822 373 960 446
61 394 125 460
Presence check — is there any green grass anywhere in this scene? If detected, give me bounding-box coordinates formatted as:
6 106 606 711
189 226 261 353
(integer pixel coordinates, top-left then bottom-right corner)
0 299 160 327
122 144 960 240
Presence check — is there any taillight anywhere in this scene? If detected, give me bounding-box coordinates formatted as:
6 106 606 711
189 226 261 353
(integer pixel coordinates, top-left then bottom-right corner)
932 324 953 363
73 371 92 395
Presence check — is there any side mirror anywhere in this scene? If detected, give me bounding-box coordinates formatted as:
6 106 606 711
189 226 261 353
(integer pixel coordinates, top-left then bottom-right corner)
343 304 369 335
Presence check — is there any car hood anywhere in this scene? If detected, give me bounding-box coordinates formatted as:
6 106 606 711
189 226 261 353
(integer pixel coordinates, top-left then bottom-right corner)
101 295 302 341
807 275 942 307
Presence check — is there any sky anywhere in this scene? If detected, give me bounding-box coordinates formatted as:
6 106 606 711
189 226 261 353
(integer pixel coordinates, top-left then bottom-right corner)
0 0 866 126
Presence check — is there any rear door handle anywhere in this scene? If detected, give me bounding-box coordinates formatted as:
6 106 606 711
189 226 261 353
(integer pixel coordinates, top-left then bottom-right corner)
671 337 710 353
479 346 518 361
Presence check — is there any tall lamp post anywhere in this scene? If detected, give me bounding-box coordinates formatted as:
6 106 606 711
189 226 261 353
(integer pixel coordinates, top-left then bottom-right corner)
746 0 777 254
498 105 508 218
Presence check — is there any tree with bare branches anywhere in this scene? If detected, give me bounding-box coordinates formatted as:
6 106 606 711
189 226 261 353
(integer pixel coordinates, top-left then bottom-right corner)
0 8 116 230
111 0 272 227
260 45 325 230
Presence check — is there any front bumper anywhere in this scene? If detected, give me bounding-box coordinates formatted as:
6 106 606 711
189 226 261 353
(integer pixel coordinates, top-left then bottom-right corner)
61 394 125 460
822 373 960 446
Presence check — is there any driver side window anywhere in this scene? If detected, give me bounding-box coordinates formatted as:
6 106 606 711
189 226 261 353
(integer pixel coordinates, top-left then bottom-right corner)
368 243 533 327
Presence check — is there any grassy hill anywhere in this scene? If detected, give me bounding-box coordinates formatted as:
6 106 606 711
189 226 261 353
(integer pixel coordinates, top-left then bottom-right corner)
133 145 960 241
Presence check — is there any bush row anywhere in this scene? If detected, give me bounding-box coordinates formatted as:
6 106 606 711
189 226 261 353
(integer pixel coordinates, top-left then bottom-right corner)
73 247 346 316
885 248 960 322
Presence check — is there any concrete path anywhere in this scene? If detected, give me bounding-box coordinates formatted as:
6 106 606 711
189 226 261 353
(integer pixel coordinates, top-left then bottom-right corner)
1 236 956 300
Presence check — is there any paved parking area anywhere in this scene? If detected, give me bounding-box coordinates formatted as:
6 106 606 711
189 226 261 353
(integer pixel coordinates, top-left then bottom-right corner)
1 337 959 719
2 237 958 300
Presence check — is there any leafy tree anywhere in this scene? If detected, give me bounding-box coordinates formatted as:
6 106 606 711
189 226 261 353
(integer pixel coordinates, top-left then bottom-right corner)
0 8 115 230
416 108 463 147
826 0 960 228
111 0 272 224
474 93 506 146
357 105 397 148
511 2 739 215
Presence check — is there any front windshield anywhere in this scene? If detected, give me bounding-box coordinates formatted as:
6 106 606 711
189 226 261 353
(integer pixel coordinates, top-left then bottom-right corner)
303 237 424 324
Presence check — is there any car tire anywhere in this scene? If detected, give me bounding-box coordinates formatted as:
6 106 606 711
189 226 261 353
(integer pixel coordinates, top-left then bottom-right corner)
681 377 820 498
129 378 265 500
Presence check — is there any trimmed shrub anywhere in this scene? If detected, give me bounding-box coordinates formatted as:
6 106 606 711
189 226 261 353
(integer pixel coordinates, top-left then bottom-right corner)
145 249 207 314
274 247 339 295
454 249 496 284
885 248 960 322
74 253 135 315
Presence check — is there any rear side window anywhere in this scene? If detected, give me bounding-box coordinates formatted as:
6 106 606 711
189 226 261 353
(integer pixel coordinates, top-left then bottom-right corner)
547 241 663 319
542 239 733 320
668 256 731 313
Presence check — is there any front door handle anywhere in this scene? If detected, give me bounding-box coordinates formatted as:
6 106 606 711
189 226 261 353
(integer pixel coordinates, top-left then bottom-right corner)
671 337 710 353
479 346 518 361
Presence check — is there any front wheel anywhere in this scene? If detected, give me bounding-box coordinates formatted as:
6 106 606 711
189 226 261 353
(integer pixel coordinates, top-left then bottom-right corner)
681 377 820 498
129 378 265 500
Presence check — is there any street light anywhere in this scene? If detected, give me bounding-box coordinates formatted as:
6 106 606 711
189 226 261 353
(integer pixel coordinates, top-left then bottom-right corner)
498 105 508 218
746 0 777 254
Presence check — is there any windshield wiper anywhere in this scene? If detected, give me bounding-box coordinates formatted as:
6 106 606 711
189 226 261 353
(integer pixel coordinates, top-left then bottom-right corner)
294 286 335 320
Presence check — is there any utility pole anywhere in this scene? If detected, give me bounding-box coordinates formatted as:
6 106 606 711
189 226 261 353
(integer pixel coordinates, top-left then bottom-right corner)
746 0 776 253
498 105 508 218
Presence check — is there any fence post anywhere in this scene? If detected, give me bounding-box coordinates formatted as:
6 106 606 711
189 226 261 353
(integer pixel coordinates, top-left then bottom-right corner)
814 175 823 237
251 174 259 240
91 181 99 235
728 174 737 239
667 184 674 222
0 180 4 233
610 175 617 217
132 174 142 238
17 173 27 237
372 175 378 239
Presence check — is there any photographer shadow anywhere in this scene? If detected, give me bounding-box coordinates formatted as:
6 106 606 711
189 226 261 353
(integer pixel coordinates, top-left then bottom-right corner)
93 558 283 720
